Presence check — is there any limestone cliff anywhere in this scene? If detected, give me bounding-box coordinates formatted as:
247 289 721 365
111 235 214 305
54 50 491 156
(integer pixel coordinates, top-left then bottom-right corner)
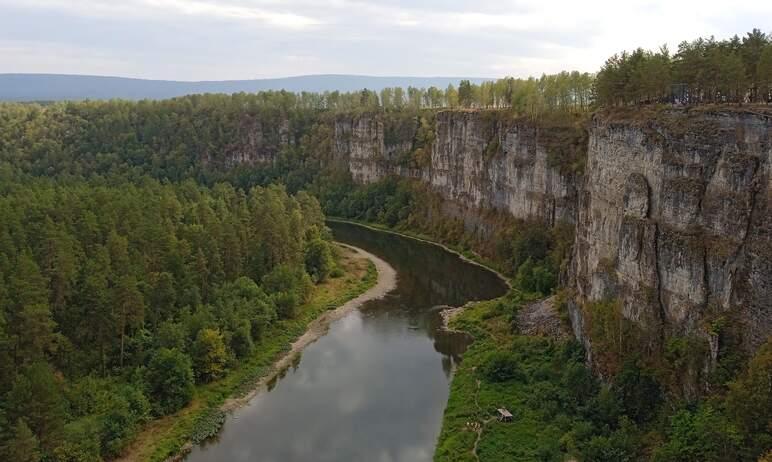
220 107 770 369
328 108 771 372
202 116 292 169
332 111 582 227
570 109 771 370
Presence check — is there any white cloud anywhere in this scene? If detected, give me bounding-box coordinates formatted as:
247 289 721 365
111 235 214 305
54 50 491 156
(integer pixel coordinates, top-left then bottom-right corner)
2 0 320 28
139 0 320 28
0 0 770 79
0 39 136 75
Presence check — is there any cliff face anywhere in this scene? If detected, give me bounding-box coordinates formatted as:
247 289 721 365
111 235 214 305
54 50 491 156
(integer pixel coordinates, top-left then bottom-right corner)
570 110 771 364
332 111 581 227
221 107 769 366
329 108 771 368
426 112 580 226
202 117 292 169
332 115 389 183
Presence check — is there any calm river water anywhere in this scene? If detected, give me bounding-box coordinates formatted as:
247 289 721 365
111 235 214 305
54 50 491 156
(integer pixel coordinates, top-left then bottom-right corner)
185 221 507 462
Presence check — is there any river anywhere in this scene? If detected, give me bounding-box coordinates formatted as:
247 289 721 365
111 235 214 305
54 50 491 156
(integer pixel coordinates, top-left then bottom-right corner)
185 221 507 462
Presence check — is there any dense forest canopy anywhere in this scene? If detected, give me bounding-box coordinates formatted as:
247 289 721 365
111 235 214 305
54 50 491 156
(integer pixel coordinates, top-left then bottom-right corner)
595 29 772 105
0 174 338 461
0 27 769 462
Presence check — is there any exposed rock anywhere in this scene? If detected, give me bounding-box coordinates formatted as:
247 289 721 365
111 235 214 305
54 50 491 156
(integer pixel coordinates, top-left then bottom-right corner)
220 107 771 378
516 296 570 339
623 173 650 218
570 109 772 367
201 117 291 168
333 110 580 228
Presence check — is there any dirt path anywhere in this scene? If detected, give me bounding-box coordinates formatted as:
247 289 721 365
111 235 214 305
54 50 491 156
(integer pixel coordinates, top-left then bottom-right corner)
220 243 396 412
470 379 494 462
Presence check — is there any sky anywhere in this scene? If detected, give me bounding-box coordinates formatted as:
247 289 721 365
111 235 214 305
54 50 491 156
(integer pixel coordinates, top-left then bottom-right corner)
0 0 770 81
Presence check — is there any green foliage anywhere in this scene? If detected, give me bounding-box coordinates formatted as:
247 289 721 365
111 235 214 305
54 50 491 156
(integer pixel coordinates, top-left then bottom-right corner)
482 351 526 383
653 406 743 462
515 258 556 295
304 238 334 282
189 408 226 445
597 29 771 105
0 173 337 458
230 321 254 359
192 329 229 383
5 362 66 451
436 289 768 462
4 419 41 462
580 417 641 462
145 348 194 415
725 339 772 454
262 265 313 319
612 361 662 424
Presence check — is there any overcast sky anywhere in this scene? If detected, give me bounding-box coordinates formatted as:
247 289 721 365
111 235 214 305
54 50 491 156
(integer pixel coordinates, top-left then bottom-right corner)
0 0 770 81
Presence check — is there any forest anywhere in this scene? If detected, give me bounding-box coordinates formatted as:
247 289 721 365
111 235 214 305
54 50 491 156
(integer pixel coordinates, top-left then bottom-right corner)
0 172 340 461
315 178 771 462
0 27 770 462
595 29 772 105
434 293 771 462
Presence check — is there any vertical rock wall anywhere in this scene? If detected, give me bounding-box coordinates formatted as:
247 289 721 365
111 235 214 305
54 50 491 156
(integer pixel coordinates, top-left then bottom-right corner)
570 110 771 365
332 110 581 227
223 107 771 365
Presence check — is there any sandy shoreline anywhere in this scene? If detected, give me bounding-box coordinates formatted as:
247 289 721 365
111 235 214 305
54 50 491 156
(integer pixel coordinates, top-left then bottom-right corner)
168 243 397 461
220 243 397 412
327 218 512 290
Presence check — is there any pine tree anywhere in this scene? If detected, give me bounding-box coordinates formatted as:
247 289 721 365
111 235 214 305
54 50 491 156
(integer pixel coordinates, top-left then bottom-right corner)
6 363 65 451
757 46 772 103
4 419 41 462
114 276 145 368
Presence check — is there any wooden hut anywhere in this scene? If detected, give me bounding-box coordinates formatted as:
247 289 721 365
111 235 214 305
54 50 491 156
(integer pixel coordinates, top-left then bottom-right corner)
496 408 513 422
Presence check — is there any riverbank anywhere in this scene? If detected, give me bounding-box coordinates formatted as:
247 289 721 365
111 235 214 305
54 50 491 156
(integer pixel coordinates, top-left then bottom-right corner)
327 222 581 461
220 244 396 414
116 244 391 462
433 295 581 462
327 218 512 290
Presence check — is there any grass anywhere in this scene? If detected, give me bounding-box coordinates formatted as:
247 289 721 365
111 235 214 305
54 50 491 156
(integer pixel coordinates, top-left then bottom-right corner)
434 295 584 462
118 247 378 462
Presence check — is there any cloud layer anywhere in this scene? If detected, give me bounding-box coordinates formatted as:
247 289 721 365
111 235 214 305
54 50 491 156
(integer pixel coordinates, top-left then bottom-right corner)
1 0 770 80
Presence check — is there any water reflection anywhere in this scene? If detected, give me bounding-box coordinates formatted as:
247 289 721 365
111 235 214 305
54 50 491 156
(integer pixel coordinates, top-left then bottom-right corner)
185 221 506 462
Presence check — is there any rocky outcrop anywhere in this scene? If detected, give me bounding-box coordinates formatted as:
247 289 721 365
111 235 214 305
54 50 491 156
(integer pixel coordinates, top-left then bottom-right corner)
517 296 570 339
330 107 771 370
332 111 581 227
332 114 389 182
202 117 291 168
570 109 771 364
426 112 580 226
222 107 770 367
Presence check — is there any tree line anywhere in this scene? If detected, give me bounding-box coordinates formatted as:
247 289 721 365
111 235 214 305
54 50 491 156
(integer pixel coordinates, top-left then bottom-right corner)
0 174 336 461
596 29 772 105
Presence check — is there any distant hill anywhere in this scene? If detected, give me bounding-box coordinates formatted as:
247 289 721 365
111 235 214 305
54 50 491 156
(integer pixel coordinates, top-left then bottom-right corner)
0 74 493 102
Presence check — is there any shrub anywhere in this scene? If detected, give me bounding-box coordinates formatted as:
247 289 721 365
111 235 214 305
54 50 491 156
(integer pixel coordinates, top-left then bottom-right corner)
304 237 334 282
145 348 194 415
189 408 226 444
515 257 557 295
192 328 229 383
653 406 743 462
482 351 526 383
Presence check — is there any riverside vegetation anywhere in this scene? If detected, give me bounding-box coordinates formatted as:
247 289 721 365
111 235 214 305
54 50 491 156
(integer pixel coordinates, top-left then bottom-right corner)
0 171 378 461
0 28 770 462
